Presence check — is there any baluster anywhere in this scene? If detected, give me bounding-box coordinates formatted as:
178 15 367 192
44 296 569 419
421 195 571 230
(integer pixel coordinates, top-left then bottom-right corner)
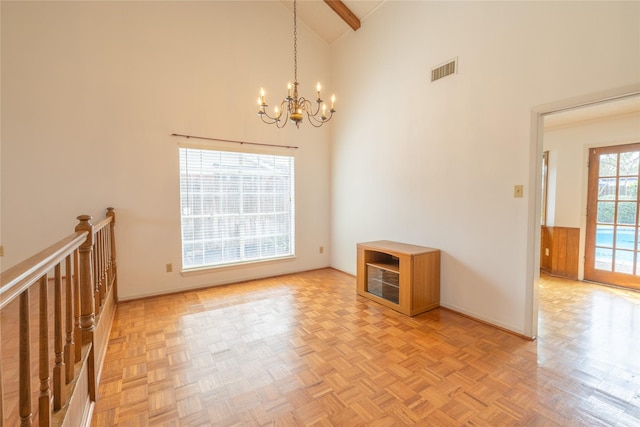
107 223 113 287
19 290 32 427
65 254 75 382
75 215 95 342
75 215 96 400
92 239 100 317
0 345 4 425
99 228 106 306
73 249 82 363
53 264 65 410
107 207 118 301
38 275 51 426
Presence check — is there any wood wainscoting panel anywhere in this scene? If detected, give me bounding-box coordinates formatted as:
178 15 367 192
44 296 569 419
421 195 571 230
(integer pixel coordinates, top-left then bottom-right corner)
541 226 580 279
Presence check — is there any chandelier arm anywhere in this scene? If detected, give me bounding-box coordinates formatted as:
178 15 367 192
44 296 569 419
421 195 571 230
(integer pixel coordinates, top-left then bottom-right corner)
305 116 325 128
306 111 333 125
298 98 332 125
259 114 277 125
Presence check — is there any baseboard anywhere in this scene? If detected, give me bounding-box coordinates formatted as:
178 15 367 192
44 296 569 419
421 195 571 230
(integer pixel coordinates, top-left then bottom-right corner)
439 305 536 341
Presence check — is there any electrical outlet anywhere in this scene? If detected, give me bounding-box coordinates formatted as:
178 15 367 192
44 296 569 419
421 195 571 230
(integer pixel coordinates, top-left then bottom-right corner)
319 246 324 254
514 184 524 198
166 263 173 273
545 248 549 256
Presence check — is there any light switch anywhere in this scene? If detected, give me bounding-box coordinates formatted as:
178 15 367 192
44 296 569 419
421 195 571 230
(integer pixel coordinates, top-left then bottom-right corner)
514 185 524 198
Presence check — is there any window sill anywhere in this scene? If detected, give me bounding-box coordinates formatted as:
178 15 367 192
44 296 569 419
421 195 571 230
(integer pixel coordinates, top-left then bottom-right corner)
180 255 296 277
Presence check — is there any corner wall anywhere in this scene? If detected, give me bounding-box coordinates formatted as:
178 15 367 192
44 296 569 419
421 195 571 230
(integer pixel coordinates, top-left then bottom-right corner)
330 1 640 335
1 1 332 299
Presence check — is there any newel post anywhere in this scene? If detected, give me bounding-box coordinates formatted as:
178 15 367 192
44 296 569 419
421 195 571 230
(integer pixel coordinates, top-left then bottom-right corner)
75 215 97 399
106 207 118 302
75 215 95 342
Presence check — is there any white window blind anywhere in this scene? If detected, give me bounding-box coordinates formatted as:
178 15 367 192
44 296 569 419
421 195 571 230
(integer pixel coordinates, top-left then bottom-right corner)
179 147 295 269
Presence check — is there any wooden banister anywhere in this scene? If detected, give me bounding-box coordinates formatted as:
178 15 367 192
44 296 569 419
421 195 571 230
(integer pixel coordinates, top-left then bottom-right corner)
0 232 87 310
1 208 118 427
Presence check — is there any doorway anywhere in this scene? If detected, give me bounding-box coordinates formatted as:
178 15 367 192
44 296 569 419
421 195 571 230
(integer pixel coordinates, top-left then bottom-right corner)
526 86 640 339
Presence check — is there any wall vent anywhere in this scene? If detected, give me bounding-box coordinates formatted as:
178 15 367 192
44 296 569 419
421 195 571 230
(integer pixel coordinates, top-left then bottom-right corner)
431 58 457 82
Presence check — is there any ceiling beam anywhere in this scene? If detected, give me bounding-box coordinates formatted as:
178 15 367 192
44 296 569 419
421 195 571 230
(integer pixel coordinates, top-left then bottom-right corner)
324 0 361 31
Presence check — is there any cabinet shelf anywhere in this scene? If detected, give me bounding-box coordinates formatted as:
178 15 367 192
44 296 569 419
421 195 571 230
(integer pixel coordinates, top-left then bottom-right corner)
366 261 399 273
357 240 440 317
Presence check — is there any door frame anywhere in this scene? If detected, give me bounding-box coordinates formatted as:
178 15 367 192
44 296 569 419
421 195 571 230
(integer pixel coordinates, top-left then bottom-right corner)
526 84 640 339
584 143 640 289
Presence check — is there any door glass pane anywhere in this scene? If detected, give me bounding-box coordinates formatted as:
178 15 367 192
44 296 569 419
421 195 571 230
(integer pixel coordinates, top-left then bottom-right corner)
596 225 614 247
597 202 615 224
618 177 638 200
616 226 636 249
617 202 637 225
598 178 617 200
619 151 639 176
599 153 618 177
595 247 613 271
614 249 634 274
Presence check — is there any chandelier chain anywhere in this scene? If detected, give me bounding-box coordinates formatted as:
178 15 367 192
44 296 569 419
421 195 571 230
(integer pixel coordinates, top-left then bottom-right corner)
293 0 297 83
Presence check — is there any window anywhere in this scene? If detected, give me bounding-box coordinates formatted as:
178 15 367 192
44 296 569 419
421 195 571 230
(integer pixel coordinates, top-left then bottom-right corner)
179 147 295 270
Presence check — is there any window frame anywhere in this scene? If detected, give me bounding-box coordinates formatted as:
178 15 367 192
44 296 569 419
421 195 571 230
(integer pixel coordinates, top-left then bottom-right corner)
178 144 296 272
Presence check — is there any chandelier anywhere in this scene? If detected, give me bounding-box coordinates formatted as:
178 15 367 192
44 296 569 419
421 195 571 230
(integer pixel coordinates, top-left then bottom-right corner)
257 0 336 128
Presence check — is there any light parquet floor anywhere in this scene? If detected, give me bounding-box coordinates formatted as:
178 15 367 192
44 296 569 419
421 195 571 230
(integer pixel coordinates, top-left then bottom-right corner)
90 269 640 426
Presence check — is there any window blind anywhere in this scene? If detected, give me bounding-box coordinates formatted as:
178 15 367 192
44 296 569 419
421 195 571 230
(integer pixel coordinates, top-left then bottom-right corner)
179 147 295 269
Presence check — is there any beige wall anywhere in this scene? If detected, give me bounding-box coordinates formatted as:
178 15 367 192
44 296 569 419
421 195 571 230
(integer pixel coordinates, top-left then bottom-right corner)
330 1 640 335
1 1 332 299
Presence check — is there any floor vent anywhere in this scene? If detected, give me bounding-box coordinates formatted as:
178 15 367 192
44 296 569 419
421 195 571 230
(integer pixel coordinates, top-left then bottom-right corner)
431 58 457 82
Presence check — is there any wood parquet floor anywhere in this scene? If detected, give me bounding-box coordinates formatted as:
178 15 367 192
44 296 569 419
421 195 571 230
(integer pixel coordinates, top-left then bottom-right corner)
88 269 640 426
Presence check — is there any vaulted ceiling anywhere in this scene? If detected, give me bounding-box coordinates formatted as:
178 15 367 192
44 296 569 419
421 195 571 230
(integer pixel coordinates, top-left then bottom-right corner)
280 0 383 44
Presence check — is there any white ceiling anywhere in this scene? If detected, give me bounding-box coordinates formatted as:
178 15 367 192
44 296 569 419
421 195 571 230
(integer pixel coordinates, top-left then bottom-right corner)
544 95 640 128
282 1 640 128
280 0 384 44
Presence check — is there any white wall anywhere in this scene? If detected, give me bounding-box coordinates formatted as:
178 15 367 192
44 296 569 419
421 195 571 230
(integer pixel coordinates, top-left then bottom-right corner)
1 1 332 299
544 111 640 228
330 1 640 335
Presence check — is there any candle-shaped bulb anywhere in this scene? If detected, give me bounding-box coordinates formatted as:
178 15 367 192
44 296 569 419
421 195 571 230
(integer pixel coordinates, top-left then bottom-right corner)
260 88 265 97
316 82 321 99
274 106 280 118
322 103 327 118
287 82 292 98
260 88 266 105
331 94 335 110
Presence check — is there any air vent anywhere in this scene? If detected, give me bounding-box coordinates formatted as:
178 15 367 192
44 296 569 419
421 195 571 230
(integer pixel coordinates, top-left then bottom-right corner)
431 58 457 82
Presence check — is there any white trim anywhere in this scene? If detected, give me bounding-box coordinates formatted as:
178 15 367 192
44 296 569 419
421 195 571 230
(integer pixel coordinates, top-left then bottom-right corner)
180 255 297 276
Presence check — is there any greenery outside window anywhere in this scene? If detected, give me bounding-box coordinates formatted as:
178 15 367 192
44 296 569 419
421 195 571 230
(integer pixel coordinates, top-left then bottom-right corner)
179 147 295 270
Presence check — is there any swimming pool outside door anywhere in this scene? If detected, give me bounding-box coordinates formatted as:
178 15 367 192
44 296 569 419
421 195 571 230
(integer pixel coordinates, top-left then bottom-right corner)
585 143 640 290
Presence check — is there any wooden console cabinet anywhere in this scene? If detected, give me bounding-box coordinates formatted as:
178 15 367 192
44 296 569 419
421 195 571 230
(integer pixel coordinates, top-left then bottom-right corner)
357 240 440 316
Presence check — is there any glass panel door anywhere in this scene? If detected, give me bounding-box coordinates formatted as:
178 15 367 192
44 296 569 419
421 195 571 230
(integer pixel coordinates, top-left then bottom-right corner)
585 143 640 290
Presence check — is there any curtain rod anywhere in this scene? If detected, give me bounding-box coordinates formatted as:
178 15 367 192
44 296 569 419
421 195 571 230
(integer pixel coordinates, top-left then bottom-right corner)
171 133 299 149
